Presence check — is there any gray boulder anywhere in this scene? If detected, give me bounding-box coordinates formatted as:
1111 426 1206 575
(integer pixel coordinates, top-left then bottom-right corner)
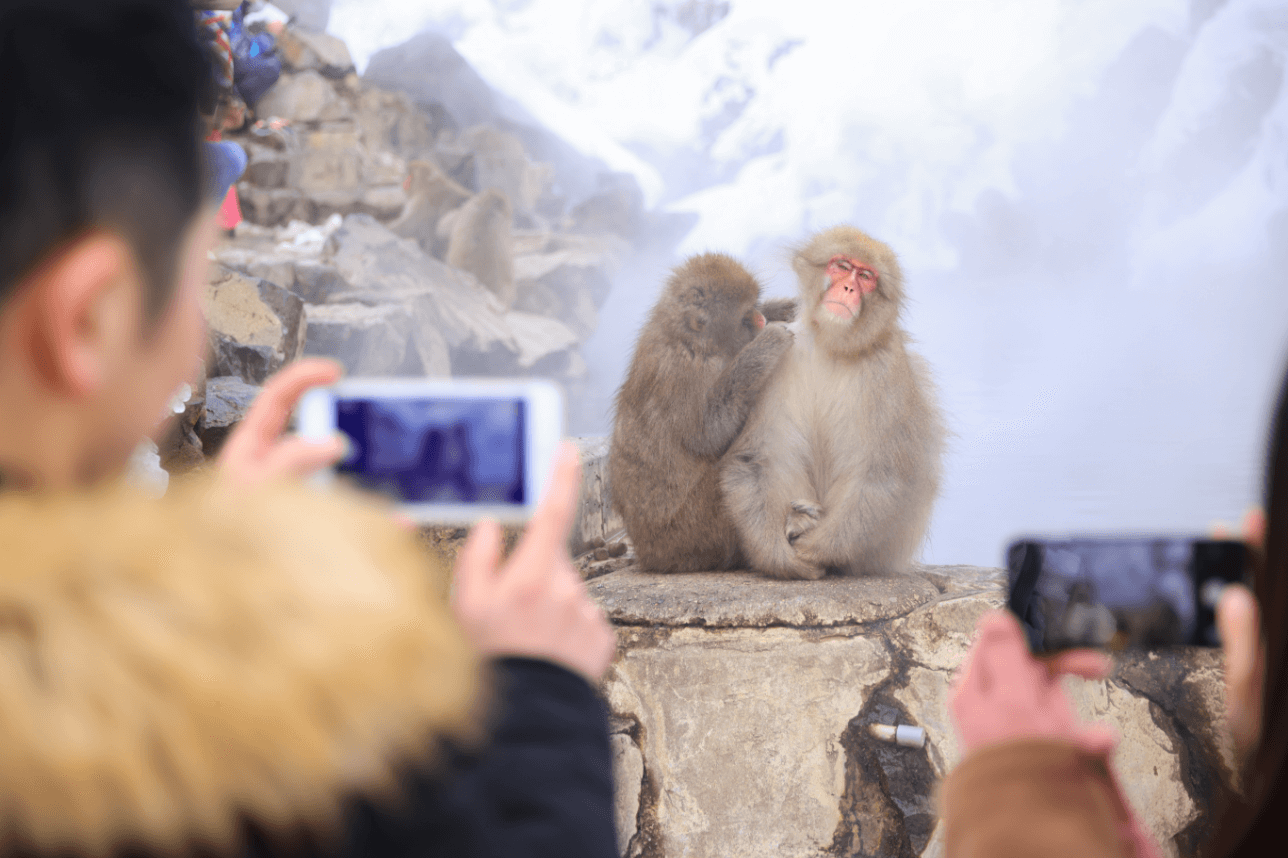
363 32 499 129
196 377 261 457
570 172 644 237
513 247 615 338
236 184 312 227
203 266 305 385
292 260 350 303
276 28 353 78
459 125 554 216
270 0 331 33
303 302 441 376
256 70 340 123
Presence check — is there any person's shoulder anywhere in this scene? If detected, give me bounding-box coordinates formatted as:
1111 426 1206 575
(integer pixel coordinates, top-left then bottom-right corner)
0 477 485 858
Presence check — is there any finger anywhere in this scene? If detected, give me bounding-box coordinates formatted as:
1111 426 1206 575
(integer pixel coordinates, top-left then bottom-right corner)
226 359 343 454
971 611 1034 689
1047 649 1113 681
1217 584 1259 688
1242 507 1266 548
453 519 503 607
258 436 345 482
512 441 582 568
1073 723 1119 757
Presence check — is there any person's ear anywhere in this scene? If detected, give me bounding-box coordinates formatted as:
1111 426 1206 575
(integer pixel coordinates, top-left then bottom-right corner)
23 234 139 398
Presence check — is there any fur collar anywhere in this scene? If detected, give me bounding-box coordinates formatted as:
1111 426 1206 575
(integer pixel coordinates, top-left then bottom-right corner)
0 477 483 857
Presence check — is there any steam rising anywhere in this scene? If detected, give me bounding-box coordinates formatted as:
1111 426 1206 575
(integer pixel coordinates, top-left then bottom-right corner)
331 0 1288 566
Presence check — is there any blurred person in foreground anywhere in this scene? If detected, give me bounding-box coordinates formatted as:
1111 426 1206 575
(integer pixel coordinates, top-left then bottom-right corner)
0 2 618 857
942 368 1288 856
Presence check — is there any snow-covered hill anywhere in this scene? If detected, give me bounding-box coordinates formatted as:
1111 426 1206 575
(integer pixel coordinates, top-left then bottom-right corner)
330 0 1288 567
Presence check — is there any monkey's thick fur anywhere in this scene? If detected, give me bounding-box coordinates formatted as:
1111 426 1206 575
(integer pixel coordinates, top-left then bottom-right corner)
0 477 482 858
444 188 516 307
610 253 793 572
389 159 472 257
722 227 945 579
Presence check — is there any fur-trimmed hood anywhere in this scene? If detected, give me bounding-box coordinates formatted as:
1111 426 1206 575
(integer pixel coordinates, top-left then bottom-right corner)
0 478 483 858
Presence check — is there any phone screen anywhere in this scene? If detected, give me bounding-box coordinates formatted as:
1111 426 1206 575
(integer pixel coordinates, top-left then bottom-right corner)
334 396 527 506
1006 537 1248 653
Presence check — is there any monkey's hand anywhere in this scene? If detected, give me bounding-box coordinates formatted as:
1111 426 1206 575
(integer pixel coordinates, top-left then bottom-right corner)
759 297 798 324
786 499 822 544
744 322 794 373
689 324 794 458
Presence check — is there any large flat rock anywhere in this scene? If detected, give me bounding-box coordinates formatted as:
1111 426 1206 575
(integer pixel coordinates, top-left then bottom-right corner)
589 568 948 628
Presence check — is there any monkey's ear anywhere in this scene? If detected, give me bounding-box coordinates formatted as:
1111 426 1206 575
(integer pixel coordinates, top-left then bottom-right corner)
685 308 710 333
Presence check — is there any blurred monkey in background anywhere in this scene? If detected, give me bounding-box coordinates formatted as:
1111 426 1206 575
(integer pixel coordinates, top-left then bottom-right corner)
445 188 516 307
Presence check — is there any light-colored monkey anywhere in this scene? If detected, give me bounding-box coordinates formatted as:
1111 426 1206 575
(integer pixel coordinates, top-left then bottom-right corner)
721 226 944 579
610 254 793 573
389 160 471 257
444 187 516 307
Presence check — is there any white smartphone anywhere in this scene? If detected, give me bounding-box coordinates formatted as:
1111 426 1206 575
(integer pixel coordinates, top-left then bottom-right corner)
297 378 565 524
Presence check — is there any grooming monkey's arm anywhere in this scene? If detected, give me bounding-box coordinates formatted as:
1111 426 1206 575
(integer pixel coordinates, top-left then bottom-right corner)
684 324 792 458
759 298 797 323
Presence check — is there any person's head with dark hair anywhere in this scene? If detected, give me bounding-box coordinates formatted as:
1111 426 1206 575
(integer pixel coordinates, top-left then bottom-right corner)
1214 364 1288 856
0 0 220 489
0 0 213 315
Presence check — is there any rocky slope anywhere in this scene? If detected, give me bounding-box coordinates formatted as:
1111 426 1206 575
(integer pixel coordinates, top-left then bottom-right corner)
167 16 684 471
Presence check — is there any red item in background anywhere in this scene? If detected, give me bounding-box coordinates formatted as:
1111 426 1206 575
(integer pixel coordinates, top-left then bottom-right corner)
218 186 242 231
206 130 243 231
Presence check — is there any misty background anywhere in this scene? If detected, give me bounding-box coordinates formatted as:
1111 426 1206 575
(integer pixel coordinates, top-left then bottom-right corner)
314 0 1287 568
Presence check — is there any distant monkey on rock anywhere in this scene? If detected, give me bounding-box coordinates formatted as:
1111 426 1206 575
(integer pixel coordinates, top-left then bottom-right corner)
610 254 794 573
445 187 516 307
722 226 945 579
389 160 471 257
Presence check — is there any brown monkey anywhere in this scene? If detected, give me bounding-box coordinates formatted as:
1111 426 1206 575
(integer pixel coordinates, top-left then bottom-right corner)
389 160 471 257
609 254 794 573
445 188 516 307
721 226 945 579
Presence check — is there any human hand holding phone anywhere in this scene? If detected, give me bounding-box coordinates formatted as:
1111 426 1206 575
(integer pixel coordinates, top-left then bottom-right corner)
218 359 345 487
450 442 616 684
951 611 1163 858
951 610 1115 755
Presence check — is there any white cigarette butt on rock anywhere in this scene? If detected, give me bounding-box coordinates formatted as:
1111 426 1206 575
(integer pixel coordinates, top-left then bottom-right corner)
868 723 926 748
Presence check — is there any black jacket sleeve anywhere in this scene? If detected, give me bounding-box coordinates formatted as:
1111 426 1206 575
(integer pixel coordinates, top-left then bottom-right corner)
332 657 618 858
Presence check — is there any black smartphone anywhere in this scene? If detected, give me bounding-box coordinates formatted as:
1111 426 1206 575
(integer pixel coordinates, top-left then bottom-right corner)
1005 537 1250 654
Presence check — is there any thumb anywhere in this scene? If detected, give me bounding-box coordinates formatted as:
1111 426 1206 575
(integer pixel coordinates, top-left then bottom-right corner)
452 519 502 609
1074 723 1119 757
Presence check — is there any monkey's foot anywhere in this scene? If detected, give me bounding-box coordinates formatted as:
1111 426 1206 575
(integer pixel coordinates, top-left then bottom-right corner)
786 500 823 545
757 551 827 581
792 529 844 575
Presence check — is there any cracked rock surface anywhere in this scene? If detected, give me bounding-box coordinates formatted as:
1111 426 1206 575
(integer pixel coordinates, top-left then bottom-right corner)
588 566 1231 858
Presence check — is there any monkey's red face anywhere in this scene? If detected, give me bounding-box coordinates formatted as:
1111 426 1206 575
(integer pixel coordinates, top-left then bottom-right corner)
822 255 878 319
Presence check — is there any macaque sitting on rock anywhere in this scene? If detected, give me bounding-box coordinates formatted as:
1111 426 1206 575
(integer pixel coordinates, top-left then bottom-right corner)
389 160 471 257
722 226 945 579
444 188 516 308
610 254 794 573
